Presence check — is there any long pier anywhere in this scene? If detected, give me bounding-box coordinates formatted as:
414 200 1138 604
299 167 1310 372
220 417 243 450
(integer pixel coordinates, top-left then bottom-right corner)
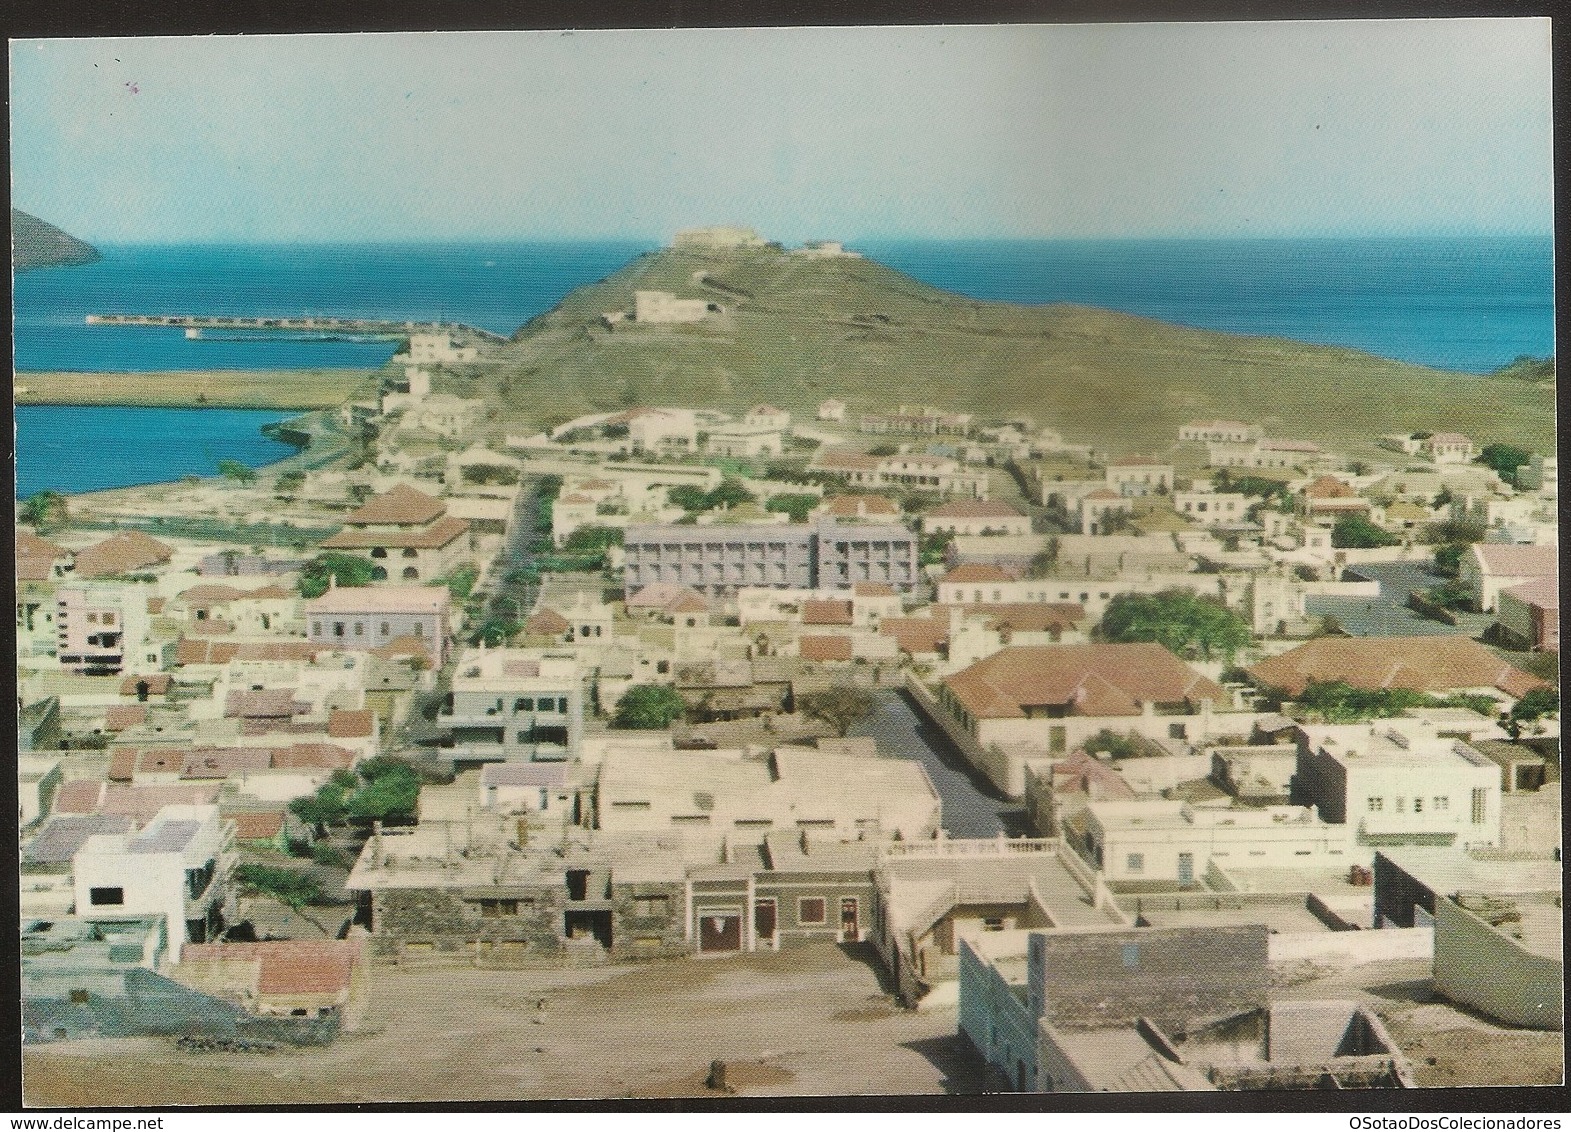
85 313 508 346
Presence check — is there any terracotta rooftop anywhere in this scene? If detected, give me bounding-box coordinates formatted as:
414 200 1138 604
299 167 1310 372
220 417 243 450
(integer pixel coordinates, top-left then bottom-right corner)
16 530 69 581
1303 475 1357 499
941 563 1019 584
813 447 883 473
802 599 855 626
526 609 571 635
340 483 446 527
1083 488 1123 501
963 602 1088 637
54 779 108 813
852 582 897 597
799 635 855 662
626 582 710 614
225 689 307 719
181 938 364 997
97 783 222 824
224 809 286 841
880 616 950 656
944 643 1228 721
321 514 469 550
175 638 321 665
73 531 173 579
270 743 358 770
1247 636 1549 700
104 705 149 731
820 494 900 518
1501 576 1559 610
180 748 274 779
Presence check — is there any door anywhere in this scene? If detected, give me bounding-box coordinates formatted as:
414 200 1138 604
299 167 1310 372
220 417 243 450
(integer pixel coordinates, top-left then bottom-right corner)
699 912 742 952
753 899 777 949
839 897 859 942
1177 853 1195 886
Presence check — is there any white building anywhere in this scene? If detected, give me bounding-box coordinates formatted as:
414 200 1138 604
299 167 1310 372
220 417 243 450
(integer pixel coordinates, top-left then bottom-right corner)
1424 432 1475 464
1292 724 1503 851
394 332 479 366
1081 800 1353 886
1173 489 1250 526
1105 457 1173 497
634 290 717 324
72 804 237 963
817 399 848 422
1179 420 1262 445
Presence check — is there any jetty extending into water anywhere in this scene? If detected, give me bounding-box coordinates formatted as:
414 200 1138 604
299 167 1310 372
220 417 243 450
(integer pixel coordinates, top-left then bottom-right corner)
85 313 507 347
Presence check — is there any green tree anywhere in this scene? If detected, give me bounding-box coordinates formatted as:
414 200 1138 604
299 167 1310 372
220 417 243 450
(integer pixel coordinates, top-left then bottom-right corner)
1476 444 1532 485
1098 589 1253 663
1295 680 1432 721
667 484 710 512
471 615 521 647
797 687 876 737
1432 543 1468 578
234 864 332 935
1331 514 1400 549
216 459 258 485
19 490 68 533
438 564 479 600
764 493 820 523
707 477 755 509
614 684 688 730
344 758 421 822
298 553 377 599
274 470 306 495
563 525 624 553
1421 518 1486 546
1504 687 1559 742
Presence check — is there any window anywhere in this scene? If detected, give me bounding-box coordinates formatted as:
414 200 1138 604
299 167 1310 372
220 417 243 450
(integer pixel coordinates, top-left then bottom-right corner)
89 887 124 906
333 622 345 638
311 621 322 638
634 896 669 918
403 548 418 558
1125 854 1144 873
380 621 391 636
1434 796 1449 811
515 697 534 713
798 897 827 925
982 917 1006 932
354 622 365 637
371 547 387 558
1367 797 1383 812
557 697 568 714
1412 798 1423 813
475 899 518 918
1394 797 1405 812
1471 788 1487 825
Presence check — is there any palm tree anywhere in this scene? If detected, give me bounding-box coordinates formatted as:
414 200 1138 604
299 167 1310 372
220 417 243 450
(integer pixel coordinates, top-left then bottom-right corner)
20 490 67 532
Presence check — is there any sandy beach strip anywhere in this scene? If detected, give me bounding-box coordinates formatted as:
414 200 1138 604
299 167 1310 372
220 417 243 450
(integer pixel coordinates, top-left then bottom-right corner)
14 368 379 410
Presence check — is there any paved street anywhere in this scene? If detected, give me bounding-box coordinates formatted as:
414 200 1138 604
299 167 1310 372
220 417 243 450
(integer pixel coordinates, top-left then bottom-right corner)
848 689 1026 838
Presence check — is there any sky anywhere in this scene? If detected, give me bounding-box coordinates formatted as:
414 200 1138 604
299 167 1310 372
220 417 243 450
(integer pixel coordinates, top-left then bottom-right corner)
9 21 1555 243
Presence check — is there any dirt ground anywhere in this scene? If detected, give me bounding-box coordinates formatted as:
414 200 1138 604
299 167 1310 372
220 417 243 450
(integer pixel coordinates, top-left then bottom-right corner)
24 949 1562 1106
1272 956 1565 1090
22 942 986 1106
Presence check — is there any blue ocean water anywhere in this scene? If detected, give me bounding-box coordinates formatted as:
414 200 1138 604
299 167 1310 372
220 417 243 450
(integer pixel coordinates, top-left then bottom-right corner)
856 236 1554 376
13 236 1554 498
13 236 1553 376
15 406 299 498
13 241 656 373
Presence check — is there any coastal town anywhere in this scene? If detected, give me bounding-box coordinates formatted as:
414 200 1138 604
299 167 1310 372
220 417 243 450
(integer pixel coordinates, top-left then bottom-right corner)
17 227 1562 1101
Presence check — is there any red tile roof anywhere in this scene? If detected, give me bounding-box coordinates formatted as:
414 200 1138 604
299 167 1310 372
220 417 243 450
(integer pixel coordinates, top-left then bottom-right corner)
941 564 1018 584
799 635 854 662
73 531 173 579
104 705 148 731
175 638 321 665
820 494 900 519
54 779 107 813
944 643 1227 721
1501 577 1559 610
181 748 273 778
801 599 855 626
181 938 363 997
225 809 286 841
1303 475 1357 499
1247 636 1549 700
880 616 949 656
964 602 1087 637
852 582 897 597
98 783 221 823
225 689 306 719
107 748 137 782
526 609 571 635
321 514 469 550
339 483 446 526
269 743 357 770
327 709 375 739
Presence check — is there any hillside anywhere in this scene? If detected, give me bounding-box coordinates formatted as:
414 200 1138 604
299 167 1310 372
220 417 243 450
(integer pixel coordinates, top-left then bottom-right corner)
443 242 1555 458
12 209 100 272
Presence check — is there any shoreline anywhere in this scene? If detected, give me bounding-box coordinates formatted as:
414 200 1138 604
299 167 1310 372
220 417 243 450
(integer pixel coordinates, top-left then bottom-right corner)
14 368 379 410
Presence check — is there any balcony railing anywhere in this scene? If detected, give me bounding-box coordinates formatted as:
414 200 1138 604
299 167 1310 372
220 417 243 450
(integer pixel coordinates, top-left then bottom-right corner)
882 836 1058 860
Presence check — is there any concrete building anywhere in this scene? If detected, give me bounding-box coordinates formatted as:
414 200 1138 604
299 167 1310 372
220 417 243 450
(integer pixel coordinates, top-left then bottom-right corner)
1516 452 1557 497
816 398 847 422
1105 457 1172 497
1081 800 1353 887
55 583 153 677
1423 432 1475 464
1373 848 1562 1028
319 483 472 583
72 804 238 962
436 649 585 766
175 937 371 1031
1173 489 1249 526
1179 420 1261 445
1460 543 1557 614
1292 724 1503 850
961 924 1412 1092
621 521 918 596
672 226 766 249
393 332 478 366
704 420 784 458
921 499 1032 538
923 643 1235 796
304 585 451 666
633 290 719 324
1496 576 1559 652
594 745 941 842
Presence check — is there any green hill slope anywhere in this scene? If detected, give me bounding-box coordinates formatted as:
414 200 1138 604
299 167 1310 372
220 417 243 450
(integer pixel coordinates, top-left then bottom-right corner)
12 209 100 272
448 242 1554 458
